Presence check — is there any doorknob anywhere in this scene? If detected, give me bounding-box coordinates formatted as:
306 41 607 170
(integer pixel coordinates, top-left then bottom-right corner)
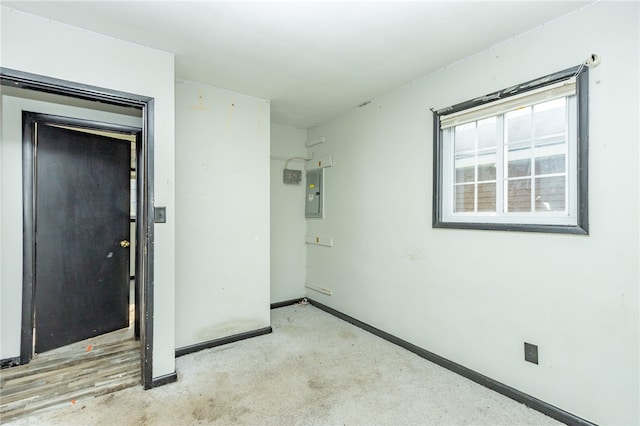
120 240 130 248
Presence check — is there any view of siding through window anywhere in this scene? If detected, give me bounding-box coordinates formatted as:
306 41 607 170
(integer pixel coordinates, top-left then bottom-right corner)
453 98 568 213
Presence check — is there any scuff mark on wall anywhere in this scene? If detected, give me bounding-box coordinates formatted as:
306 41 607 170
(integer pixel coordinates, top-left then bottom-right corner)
409 247 426 261
191 93 210 112
227 102 235 130
195 319 267 342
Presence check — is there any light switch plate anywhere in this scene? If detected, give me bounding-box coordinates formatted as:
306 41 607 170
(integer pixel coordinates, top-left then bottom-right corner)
154 207 166 223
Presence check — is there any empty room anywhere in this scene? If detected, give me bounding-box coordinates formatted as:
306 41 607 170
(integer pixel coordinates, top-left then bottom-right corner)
0 1 638 425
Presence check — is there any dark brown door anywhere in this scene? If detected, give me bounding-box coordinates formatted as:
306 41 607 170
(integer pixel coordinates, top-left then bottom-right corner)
34 124 131 353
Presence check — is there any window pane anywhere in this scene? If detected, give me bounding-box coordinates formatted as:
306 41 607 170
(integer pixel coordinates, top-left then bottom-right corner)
455 154 475 183
478 151 496 181
534 98 566 138
535 154 565 175
507 179 531 212
535 176 566 212
455 184 474 212
455 123 475 152
477 117 496 149
507 147 532 178
506 107 532 144
477 183 496 212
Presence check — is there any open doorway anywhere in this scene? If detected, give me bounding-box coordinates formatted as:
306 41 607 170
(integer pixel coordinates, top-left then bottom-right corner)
0 68 156 389
22 111 140 358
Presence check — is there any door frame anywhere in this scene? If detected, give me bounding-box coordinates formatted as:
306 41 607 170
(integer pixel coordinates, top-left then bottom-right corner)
22 111 140 357
1 67 156 389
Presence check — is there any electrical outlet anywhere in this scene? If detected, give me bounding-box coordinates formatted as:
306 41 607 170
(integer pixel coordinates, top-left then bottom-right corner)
524 342 538 364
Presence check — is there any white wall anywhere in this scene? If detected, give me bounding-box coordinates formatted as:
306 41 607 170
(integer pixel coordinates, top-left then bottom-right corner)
174 81 270 349
0 7 176 379
305 3 639 424
270 123 307 304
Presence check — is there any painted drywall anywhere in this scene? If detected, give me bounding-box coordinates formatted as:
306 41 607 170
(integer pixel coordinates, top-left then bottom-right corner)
0 7 176 379
305 3 639 424
0 95 141 360
270 123 307 304
174 81 270 349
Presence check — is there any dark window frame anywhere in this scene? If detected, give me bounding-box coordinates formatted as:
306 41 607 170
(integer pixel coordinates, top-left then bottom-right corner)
432 65 589 234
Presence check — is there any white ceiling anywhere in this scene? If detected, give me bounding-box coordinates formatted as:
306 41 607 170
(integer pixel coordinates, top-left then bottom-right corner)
3 1 590 128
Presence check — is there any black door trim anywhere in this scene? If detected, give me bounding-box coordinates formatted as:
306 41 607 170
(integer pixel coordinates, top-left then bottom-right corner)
2 67 156 389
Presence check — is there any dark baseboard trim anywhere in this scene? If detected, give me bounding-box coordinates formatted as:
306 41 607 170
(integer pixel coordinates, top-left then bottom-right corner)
151 371 177 388
270 298 305 309
1 356 20 369
175 326 273 358
307 298 595 426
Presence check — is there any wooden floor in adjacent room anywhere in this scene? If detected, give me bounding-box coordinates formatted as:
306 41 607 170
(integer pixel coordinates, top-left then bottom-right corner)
0 327 140 424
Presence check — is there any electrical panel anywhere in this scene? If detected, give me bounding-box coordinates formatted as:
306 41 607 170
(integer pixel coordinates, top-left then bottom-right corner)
305 169 323 218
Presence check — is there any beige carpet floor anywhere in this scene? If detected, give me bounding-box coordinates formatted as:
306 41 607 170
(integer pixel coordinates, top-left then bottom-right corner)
5 303 560 425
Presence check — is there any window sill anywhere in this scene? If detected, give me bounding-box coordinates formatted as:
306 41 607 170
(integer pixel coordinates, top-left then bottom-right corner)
432 219 589 235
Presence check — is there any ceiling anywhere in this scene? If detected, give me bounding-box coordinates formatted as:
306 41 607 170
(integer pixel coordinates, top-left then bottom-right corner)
2 1 590 128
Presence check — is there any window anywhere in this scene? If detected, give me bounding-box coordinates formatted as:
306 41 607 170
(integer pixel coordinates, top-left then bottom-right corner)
433 65 588 234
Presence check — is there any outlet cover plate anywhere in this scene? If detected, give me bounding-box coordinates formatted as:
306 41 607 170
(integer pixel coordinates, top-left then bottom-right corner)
524 342 538 364
154 206 166 223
